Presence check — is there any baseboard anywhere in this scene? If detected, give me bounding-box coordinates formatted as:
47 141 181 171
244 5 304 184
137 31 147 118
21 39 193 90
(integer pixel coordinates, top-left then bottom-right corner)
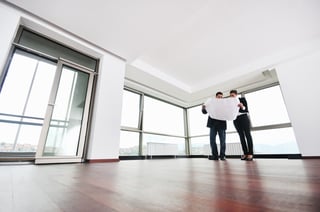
0 157 35 162
86 158 120 163
119 156 146 160
301 156 320 159
119 155 189 160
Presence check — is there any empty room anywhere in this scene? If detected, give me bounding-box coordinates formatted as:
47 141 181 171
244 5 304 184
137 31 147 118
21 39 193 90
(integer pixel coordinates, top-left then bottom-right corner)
0 0 320 211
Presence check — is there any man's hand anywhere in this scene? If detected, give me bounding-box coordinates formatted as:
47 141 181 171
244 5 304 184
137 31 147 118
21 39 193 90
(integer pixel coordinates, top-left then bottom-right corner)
238 103 244 109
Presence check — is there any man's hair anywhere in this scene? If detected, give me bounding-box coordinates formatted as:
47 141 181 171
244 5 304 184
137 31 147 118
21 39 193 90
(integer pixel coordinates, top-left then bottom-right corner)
230 89 238 95
216 91 223 96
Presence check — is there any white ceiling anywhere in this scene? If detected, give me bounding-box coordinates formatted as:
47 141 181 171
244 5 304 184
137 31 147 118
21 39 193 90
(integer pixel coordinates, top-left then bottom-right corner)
5 0 320 106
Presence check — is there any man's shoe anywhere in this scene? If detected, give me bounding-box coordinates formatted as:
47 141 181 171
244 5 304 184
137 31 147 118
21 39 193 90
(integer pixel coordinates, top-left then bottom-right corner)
220 157 226 161
241 155 247 160
209 155 219 160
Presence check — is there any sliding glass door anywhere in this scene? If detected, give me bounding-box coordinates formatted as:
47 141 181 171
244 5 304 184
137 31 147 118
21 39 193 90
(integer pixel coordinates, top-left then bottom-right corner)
0 49 95 164
36 61 93 163
35 60 94 164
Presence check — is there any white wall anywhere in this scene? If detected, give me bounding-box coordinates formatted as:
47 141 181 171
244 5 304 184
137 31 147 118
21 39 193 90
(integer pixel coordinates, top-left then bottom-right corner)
276 50 320 156
86 54 125 160
0 2 125 160
0 4 20 75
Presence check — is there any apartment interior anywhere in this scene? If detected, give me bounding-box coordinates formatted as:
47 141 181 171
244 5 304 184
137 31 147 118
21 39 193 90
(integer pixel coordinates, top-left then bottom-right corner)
0 0 320 211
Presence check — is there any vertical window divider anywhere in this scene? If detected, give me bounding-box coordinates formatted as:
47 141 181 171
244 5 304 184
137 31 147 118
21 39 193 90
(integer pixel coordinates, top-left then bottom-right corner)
183 108 190 156
138 94 144 156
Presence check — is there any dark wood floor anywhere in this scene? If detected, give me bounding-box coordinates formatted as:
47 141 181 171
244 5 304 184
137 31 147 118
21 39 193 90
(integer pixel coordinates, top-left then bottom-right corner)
0 158 319 212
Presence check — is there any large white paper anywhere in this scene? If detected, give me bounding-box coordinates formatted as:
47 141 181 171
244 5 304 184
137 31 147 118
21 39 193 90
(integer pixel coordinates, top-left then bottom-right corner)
204 97 240 121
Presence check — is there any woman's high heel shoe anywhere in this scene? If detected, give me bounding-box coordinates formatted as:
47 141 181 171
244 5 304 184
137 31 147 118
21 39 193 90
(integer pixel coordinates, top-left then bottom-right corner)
241 155 247 160
246 155 253 161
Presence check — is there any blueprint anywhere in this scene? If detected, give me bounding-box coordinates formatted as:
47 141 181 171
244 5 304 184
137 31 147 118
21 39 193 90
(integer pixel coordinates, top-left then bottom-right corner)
204 97 240 120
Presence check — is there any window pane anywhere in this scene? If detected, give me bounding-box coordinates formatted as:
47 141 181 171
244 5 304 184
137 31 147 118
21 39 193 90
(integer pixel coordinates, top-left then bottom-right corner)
226 121 237 133
0 50 56 152
142 134 185 155
188 105 208 136
119 131 140 156
252 128 299 154
245 86 290 126
121 90 140 128
43 67 90 156
24 61 56 117
189 136 209 155
190 135 242 155
226 132 241 144
0 52 38 115
143 96 184 136
188 106 237 136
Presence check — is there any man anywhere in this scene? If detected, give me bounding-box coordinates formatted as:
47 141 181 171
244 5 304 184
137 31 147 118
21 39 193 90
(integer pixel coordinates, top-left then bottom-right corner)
230 89 254 161
202 92 227 160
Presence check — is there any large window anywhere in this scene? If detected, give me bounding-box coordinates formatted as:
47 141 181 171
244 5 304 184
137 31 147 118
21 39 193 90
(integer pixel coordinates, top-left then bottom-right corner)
142 134 185 155
120 90 141 156
187 84 299 156
252 128 298 154
119 131 140 156
189 136 209 155
121 90 140 128
188 104 240 156
244 85 299 154
245 86 290 126
143 96 184 136
119 90 186 156
121 84 299 157
188 106 208 136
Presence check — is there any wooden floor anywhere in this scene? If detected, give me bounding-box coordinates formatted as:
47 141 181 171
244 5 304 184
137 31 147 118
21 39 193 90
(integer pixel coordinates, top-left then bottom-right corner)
0 158 320 212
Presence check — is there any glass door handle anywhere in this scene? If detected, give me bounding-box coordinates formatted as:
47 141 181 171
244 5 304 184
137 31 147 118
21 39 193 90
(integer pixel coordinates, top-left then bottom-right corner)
48 103 55 106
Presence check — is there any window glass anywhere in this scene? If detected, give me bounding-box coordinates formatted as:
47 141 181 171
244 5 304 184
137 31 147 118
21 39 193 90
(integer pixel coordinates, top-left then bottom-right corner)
119 131 140 156
252 128 299 154
245 86 290 126
0 50 56 152
188 105 237 136
190 135 242 155
226 121 237 133
121 90 140 128
142 134 185 155
189 136 209 155
188 105 208 136
226 132 241 143
143 96 184 136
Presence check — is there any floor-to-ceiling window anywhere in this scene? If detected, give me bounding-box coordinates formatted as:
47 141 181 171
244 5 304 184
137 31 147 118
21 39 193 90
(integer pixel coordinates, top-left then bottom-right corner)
243 85 299 154
119 90 141 156
120 89 186 156
142 96 185 155
121 83 299 158
188 84 299 156
188 106 209 155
